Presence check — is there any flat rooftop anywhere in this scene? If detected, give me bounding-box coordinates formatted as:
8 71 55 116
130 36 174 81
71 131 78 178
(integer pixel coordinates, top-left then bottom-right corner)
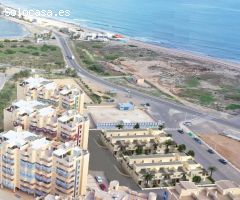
12 100 45 114
1 130 37 147
88 106 155 124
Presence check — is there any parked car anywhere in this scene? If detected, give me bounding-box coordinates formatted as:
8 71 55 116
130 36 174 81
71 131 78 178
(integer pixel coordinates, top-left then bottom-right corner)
100 183 107 191
95 176 103 183
177 129 184 134
183 122 192 127
193 137 202 144
219 159 227 165
207 149 214 154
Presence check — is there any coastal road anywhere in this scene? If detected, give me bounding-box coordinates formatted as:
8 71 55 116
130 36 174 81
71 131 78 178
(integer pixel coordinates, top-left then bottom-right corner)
55 33 240 184
56 33 240 130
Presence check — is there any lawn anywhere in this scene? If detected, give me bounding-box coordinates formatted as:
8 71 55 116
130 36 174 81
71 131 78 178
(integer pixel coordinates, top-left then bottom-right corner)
185 77 200 88
226 104 240 110
179 89 215 105
0 40 64 70
0 81 17 131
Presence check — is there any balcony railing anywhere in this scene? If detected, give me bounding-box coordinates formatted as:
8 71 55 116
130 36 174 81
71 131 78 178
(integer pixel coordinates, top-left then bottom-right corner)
2 156 14 165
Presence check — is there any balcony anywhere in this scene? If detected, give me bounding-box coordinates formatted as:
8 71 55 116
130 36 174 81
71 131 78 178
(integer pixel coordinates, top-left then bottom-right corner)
20 160 35 169
36 163 52 173
2 167 14 176
35 174 51 184
2 180 14 189
2 156 14 165
56 179 74 191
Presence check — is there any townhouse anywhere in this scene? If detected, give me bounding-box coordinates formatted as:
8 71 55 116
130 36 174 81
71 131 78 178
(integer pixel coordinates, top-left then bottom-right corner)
121 153 207 187
100 129 172 156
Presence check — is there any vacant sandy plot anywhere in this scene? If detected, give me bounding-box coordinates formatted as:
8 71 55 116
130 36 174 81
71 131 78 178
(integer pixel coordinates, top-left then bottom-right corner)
200 134 240 169
88 106 155 124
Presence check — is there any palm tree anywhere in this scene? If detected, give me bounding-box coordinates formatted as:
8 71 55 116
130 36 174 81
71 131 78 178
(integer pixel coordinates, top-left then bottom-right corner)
134 123 140 129
143 172 155 187
192 176 202 183
187 150 195 157
208 166 217 178
158 123 165 130
177 144 186 152
164 140 174 153
116 123 124 129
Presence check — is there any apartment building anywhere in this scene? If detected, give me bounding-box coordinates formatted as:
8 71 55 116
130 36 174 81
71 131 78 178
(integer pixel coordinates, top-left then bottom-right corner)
57 110 90 149
101 129 172 156
4 100 89 148
4 100 49 131
17 77 85 114
0 129 89 198
167 180 240 200
121 153 207 188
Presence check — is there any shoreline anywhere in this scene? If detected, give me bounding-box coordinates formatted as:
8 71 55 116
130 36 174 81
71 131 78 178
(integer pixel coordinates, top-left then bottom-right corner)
0 2 240 70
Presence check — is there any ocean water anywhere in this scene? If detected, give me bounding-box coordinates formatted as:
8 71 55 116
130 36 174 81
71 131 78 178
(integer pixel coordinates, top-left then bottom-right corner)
0 18 28 38
2 0 240 61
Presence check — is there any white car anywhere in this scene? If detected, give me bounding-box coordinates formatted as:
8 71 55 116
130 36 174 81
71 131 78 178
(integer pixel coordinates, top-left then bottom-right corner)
95 176 103 183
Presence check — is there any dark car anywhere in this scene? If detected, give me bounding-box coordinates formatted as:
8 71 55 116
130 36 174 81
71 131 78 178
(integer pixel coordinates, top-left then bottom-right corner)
219 159 227 165
207 149 214 154
177 129 184 134
193 137 202 144
100 183 107 191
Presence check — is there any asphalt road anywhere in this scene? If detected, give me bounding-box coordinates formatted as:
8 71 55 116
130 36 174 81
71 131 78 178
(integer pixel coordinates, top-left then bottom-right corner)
88 130 139 190
55 33 240 184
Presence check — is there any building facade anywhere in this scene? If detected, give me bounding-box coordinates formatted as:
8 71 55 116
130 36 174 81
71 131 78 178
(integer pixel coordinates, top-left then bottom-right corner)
4 100 89 148
0 129 89 198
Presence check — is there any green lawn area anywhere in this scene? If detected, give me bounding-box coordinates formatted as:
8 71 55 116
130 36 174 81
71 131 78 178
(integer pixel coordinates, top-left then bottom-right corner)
226 104 240 110
0 81 17 131
0 40 64 70
179 89 215 105
185 77 200 88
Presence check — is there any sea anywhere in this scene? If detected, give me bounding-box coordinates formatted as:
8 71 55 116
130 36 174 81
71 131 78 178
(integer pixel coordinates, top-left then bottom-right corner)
0 18 28 38
1 0 240 61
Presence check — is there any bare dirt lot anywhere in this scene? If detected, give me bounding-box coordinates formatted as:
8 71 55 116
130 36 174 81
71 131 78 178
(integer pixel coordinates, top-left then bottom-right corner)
72 40 240 114
200 134 240 170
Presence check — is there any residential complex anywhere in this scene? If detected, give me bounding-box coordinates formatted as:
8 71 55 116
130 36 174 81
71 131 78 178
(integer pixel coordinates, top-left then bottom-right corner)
17 77 85 114
4 100 89 149
100 129 172 156
121 153 207 188
0 129 89 198
167 180 240 200
100 129 208 188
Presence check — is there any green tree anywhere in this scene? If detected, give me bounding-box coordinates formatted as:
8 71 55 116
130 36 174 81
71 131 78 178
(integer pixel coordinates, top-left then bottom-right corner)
164 140 174 153
143 172 155 186
187 150 195 157
192 176 202 183
177 144 186 152
116 124 124 129
208 166 217 178
158 123 165 130
134 123 140 129
135 146 143 155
